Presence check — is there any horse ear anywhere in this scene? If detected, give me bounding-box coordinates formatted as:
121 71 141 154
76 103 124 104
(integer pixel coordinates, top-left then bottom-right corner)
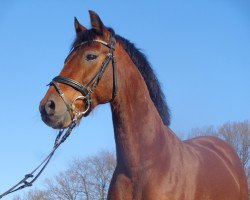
89 10 108 36
74 17 87 33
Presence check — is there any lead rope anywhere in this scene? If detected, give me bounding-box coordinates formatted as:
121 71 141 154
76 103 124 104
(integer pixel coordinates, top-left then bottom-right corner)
0 113 80 199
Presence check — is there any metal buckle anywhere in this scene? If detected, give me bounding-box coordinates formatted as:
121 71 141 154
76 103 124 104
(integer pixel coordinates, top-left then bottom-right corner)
72 96 91 117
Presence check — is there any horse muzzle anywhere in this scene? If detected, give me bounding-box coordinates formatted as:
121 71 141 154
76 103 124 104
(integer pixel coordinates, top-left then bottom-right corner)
39 94 72 129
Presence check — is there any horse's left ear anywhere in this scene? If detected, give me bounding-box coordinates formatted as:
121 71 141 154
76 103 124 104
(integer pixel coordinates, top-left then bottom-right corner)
74 17 87 34
89 10 109 37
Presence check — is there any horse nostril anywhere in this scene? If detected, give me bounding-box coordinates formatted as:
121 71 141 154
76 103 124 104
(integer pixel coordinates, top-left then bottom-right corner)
45 100 56 116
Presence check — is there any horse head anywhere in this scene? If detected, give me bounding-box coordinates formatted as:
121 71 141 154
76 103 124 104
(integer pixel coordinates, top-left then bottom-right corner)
39 11 117 129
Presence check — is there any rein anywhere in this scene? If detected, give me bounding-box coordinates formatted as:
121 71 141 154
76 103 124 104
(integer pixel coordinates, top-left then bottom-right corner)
0 115 78 199
0 36 117 199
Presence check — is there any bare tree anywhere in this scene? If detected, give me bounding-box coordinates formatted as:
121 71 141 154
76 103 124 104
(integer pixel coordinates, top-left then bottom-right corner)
217 121 250 199
218 121 250 170
12 195 22 200
12 189 47 200
69 158 93 200
45 170 81 200
69 150 116 200
187 125 217 139
89 151 115 200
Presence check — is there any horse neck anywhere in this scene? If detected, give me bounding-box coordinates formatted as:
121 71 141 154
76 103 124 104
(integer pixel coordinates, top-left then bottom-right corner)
110 44 179 177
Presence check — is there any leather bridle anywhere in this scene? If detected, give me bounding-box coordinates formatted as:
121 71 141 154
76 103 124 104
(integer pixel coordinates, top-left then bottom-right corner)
49 36 117 119
0 36 118 199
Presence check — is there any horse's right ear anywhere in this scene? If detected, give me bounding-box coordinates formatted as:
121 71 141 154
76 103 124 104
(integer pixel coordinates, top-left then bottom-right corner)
89 10 109 35
74 17 87 33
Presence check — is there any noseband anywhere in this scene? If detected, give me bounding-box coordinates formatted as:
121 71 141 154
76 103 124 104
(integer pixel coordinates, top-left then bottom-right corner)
49 36 117 119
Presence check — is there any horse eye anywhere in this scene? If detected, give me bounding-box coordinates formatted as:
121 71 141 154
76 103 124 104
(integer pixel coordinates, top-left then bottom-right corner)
85 54 98 61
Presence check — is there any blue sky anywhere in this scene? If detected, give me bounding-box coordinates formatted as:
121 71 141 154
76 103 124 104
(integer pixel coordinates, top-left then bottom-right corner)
0 0 249 198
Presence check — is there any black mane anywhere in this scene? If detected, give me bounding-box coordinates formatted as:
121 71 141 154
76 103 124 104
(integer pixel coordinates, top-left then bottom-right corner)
71 28 171 126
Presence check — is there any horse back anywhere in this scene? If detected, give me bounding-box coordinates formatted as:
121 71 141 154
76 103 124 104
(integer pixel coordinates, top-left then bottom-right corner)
184 136 248 200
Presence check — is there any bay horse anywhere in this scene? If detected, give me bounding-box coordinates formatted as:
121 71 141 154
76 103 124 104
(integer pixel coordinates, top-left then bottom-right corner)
39 11 248 200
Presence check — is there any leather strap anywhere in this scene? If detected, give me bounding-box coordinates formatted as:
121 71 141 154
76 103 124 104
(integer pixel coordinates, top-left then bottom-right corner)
52 76 89 96
50 36 117 118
